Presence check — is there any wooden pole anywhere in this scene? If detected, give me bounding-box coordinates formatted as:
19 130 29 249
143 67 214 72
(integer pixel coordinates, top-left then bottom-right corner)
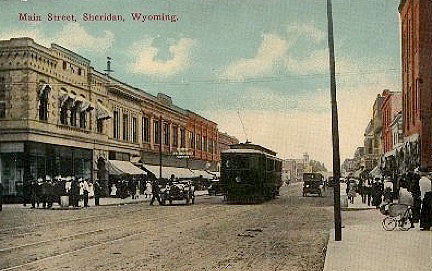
327 0 342 241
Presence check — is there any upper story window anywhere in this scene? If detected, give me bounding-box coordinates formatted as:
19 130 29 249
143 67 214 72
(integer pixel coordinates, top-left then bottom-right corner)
154 120 161 144
172 126 178 147
122 113 129 141
203 137 208 152
113 111 119 139
38 83 50 121
180 128 186 148
62 61 67 70
132 117 137 143
196 134 202 150
189 131 195 149
142 116 150 142
163 123 170 146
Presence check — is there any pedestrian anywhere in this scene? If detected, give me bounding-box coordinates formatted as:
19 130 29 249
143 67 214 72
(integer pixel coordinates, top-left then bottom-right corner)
347 180 357 204
40 178 49 208
364 179 372 206
418 168 432 231
70 178 80 207
398 178 415 229
150 176 163 206
372 178 383 208
93 180 101 206
129 178 137 199
22 180 31 207
30 180 38 208
145 181 152 198
46 178 54 208
408 171 421 223
383 178 393 204
358 179 366 204
83 179 90 207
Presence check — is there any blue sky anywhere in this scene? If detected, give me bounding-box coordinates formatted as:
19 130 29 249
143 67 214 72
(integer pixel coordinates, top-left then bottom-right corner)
0 0 402 169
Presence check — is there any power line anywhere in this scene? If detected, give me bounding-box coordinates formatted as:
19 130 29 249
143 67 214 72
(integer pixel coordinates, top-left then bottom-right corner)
0 68 401 87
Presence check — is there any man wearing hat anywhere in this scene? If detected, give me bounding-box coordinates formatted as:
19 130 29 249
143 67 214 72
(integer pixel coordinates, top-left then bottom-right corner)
418 168 432 230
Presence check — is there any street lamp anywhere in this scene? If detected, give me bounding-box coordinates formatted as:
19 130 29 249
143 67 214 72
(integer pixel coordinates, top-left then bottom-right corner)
327 0 342 241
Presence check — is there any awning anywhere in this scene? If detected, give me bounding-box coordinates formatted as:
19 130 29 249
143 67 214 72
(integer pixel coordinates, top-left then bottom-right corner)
143 165 195 179
370 166 382 178
96 102 112 120
192 169 215 179
130 156 142 165
107 160 146 175
38 84 51 98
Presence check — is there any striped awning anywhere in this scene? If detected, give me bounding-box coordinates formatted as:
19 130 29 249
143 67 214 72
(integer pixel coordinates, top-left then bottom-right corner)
107 160 146 175
96 102 112 120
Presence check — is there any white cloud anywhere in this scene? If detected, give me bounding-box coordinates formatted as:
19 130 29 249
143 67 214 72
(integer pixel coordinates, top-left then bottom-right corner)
221 23 328 80
287 23 325 43
0 24 114 53
55 24 114 52
221 34 288 80
129 37 196 78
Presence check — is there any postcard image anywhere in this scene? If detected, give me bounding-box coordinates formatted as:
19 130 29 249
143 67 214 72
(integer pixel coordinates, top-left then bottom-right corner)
0 1 431 271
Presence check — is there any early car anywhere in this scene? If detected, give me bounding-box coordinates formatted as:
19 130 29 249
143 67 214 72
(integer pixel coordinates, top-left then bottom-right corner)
302 173 324 197
160 180 195 205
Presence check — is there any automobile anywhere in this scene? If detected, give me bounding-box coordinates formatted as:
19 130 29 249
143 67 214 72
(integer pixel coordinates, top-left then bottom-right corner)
208 179 223 196
302 173 324 197
160 180 195 205
327 176 337 187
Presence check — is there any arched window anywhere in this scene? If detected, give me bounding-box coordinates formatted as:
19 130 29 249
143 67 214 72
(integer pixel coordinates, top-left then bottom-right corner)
59 88 69 125
38 83 50 121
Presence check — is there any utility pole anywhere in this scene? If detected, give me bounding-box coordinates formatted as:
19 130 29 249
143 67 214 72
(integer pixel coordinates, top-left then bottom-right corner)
159 116 163 179
327 0 342 241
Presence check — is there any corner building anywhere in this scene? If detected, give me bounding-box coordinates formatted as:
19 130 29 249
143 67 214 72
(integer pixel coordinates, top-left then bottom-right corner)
0 38 221 200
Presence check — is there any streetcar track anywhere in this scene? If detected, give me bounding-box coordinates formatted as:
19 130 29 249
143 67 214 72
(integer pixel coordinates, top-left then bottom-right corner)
0 202 156 234
0 205 226 271
81 204 258 271
0 205 223 253
3 204 188 239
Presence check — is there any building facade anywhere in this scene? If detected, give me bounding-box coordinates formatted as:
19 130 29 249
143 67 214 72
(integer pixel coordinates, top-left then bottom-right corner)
0 37 227 199
399 0 432 169
381 89 402 154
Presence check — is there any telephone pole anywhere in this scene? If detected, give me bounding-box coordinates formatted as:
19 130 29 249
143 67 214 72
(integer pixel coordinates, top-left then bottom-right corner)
327 0 342 241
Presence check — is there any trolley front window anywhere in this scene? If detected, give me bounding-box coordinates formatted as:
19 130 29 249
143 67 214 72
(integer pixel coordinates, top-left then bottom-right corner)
222 155 260 170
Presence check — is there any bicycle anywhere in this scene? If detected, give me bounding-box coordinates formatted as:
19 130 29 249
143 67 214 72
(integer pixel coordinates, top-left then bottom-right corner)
381 204 413 231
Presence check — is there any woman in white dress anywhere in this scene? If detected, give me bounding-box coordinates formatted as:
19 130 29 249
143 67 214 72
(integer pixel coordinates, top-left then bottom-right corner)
144 182 152 198
110 183 117 197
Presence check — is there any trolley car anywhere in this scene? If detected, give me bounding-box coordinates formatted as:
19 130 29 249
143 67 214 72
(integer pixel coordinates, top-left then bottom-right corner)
221 143 282 202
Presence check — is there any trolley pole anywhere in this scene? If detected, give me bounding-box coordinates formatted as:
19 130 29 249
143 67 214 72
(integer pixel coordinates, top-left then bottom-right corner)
159 115 163 179
326 0 342 241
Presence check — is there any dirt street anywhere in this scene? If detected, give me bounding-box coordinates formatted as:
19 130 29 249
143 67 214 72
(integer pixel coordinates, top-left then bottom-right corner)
0 183 334 271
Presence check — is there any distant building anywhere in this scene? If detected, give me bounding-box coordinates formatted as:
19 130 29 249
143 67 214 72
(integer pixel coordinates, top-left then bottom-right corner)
381 89 402 155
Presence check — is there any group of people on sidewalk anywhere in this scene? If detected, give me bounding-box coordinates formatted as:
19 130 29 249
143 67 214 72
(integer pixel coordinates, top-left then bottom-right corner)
22 176 101 208
346 167 432 231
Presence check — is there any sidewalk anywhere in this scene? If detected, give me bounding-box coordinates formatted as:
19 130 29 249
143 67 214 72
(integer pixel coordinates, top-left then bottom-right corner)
2 190 209 209
343 196 376 211
323 211 432 271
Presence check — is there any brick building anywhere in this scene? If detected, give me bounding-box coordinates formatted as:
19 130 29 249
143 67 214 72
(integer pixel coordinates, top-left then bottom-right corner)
399 0 432 169
0 37 232 199
381 89 402 154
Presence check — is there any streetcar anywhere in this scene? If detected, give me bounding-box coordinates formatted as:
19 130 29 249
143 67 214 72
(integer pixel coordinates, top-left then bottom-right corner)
221 143 282 203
